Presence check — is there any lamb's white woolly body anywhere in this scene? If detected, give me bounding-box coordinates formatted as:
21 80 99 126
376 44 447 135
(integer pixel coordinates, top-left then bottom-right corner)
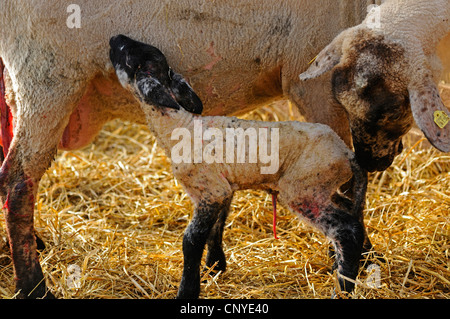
143 105 353 206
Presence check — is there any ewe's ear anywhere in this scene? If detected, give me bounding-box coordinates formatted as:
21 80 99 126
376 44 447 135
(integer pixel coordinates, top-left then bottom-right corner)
136 76 181 111
409 76 450 153
169 70 203 114
299 30 348 81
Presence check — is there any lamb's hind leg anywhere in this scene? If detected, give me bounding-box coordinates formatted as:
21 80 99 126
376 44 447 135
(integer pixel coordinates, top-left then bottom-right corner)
177 196 232 299
320 206 365 294
290 200 364 294
288 78 372 254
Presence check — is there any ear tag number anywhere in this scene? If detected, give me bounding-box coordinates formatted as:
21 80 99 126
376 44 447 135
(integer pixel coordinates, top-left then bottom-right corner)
434 111 449 129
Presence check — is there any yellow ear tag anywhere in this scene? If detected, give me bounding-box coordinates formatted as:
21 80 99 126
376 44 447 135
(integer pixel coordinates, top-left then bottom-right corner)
308 55 318 65
434 111 450 129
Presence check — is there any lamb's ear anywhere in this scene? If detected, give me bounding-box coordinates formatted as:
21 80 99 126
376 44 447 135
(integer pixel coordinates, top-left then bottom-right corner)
169 70 203 114
137 76 181 111
299 31 346 81
409 77 450 153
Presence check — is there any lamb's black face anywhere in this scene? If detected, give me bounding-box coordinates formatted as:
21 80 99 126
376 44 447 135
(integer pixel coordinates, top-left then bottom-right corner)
110 35 170 88
109 34 203 114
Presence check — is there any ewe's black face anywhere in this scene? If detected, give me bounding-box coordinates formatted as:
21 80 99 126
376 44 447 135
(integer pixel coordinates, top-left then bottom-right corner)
331 35 412 172
301 27 450 172
109 35 203 114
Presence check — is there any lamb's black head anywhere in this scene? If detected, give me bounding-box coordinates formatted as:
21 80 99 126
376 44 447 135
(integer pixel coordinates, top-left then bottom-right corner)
109 34 203 114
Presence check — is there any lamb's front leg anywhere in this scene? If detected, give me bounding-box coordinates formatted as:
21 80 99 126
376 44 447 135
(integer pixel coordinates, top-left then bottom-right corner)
177 197 232 299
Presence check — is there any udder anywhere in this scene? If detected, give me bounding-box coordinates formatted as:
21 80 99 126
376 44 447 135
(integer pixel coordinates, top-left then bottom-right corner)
59 73 143 151
59 86 104 150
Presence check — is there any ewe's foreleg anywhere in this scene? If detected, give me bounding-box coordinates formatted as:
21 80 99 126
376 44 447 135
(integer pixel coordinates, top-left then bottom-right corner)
177 197 232 299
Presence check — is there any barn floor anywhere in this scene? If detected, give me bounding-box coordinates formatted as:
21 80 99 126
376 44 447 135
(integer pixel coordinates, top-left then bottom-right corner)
0 100 448 299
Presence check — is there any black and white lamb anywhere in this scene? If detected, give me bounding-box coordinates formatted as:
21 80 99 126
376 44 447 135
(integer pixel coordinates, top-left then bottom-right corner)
109 35 368 299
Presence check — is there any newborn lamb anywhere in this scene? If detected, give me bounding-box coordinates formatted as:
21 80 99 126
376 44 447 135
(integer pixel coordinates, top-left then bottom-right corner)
109 35 368 298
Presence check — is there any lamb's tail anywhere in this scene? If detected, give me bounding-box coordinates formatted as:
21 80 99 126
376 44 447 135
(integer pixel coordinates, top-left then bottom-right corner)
349 155 368 220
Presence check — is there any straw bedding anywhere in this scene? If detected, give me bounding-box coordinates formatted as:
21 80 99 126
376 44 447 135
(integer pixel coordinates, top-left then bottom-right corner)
0 96 448 299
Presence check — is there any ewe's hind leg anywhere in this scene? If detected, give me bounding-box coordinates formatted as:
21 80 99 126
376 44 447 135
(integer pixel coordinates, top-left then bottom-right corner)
177 195 232 299
0 154 47 298
1 134 62 298
0 74 83 298
0 117 74 298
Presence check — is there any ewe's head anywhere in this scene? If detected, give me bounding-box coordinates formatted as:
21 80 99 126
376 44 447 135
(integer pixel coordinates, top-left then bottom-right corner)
109 34 203 114
301 27 450 172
